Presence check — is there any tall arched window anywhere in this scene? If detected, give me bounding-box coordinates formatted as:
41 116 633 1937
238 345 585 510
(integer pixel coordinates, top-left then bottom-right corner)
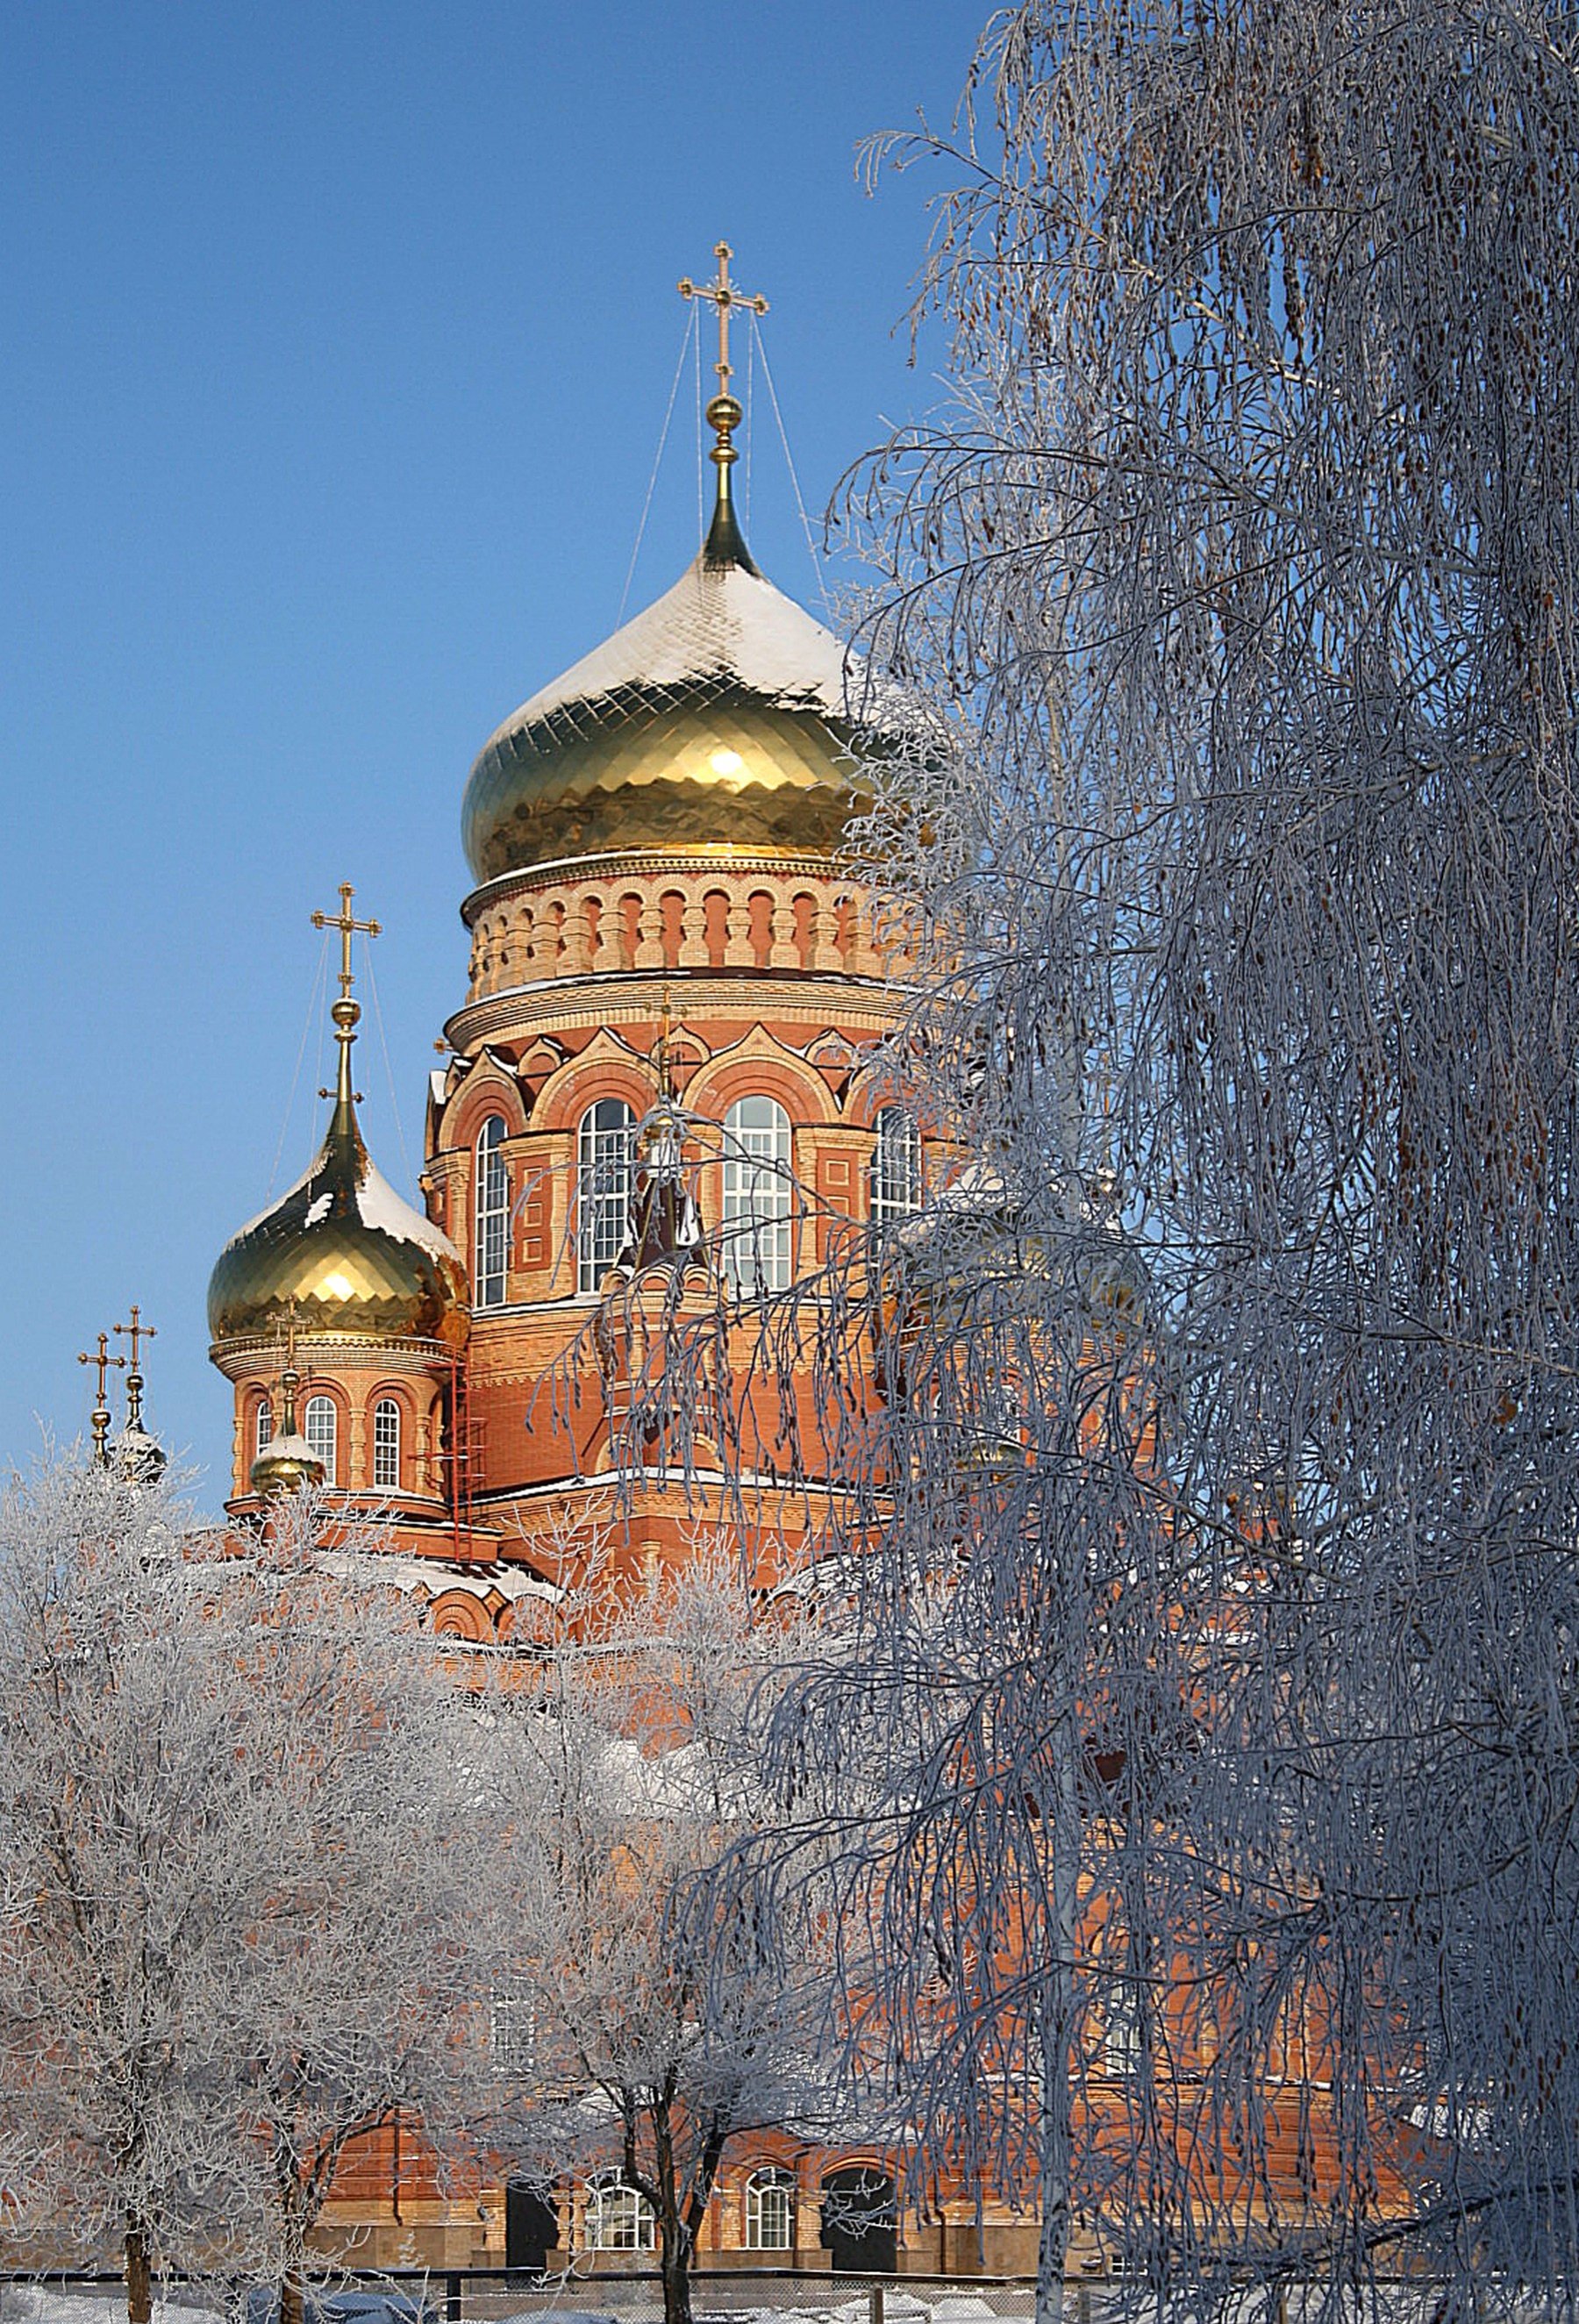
745 2167 796 2251
582 2177 655 2252
475 1115 510 1309
304 1395 337 1484
254 1398 273 1459
372 1397 401 1491
871 1105 922 1223
577 1098 635 1293
722 1095 793 1294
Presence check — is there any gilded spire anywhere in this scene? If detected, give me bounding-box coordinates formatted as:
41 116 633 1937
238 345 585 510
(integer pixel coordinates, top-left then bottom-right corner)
77 1333 125 1469
112 1305 156 1433
250 1301 325 1501
678 240 768 572
109 1305 167 1486
311 883 381 1116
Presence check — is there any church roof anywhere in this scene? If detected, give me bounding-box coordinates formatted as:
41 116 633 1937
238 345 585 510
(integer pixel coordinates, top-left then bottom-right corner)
208 1083 468 1352
492 530 847 735
461 490 868 883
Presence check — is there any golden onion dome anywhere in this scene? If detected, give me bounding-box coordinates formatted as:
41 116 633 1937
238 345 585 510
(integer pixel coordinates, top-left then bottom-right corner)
248 1364 325 1500
208 1074 469 1354
461 487 868 883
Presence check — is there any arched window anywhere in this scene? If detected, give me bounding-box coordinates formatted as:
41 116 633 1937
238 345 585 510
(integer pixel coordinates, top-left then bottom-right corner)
372 1397 401 1491
577 1098 635 1293
745 2167 796 2252
721 1095 792 1293
254 1398 273 1459
304 1395 337 1484
475 1116 510 1309
582 2177 655 2253
871 1105 922 1223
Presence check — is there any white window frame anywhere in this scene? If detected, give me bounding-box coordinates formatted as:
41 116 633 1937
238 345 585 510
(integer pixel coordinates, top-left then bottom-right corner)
871 1105 922 1223
475 1116 510 1309
745 2167 796 2252
255 1398 273 1459
577 1098 636 1294
582 2177 655 2253
372 1397 401 1491
721 1095 793 1294
304 1395 337 1484
489 1991 536 2078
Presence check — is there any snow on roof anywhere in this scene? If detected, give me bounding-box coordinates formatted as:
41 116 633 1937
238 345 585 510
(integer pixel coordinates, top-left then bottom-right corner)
226 1127 461 1269
314 1548 563 1605
480 544 852 754
353 1153 462 1262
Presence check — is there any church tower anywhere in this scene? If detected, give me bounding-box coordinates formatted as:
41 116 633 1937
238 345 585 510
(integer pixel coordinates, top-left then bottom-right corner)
208 886 469 1528
208 243 918 1633
418 245 916 1624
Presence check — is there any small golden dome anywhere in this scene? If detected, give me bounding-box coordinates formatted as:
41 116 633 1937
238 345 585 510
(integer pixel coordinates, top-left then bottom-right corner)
208 1085 469 1354
461 494 869 884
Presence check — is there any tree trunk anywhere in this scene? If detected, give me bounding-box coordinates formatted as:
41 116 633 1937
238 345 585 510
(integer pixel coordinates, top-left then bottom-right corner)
125 2213 153 2324
280 2275 304 2324
651 2099 694 2324
1034 1709 1082 2324
659 2227 694 2324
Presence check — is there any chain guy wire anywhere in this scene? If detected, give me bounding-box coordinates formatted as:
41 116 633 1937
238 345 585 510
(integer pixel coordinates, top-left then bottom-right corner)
618 304 698 628
362 940 412 1190
267 926 330 1199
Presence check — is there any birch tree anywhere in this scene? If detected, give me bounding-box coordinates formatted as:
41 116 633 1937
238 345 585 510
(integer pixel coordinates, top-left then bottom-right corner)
0 1456 265 2321
476 1546 832 2324
0 1462 483 2324
687 4 1579 2320
200 1493 483 2324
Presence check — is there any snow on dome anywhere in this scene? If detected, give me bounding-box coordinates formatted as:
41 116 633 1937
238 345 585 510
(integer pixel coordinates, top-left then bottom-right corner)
461 531 882 884
207 1092 469 1352
484 547 851 744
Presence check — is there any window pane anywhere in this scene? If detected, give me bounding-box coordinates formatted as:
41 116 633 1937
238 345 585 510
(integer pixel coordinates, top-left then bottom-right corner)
871 1105 922 1223
584 2180 654 2252
373 1398 400 1490
722 1096 792 1294
304 1395 337 1484
475 1117 510 1309
577 1099 635 1293
489 1991 535 2077
746 2170 795 2251
255 1399 273 1458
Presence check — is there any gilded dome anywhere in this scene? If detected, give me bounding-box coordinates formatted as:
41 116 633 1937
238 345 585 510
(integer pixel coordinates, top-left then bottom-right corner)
461 498 867 883
208 1084 469 1353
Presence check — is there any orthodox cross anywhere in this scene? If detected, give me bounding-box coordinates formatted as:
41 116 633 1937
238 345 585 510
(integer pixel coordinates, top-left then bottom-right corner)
112 1305 156 1432
311 882 381 1004
78 1332 125 1467
678 241 768 408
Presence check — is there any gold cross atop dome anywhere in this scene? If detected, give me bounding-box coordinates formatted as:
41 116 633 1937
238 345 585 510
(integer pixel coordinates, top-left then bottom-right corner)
311 883 380 1104
112 1303 155 1373
311 882 381 1004
112 1305 156 1435
679 241 768 471
78 1331 126 1466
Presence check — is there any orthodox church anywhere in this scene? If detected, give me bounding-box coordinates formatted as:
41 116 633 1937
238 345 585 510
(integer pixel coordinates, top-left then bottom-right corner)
204 247 916 1637
198 249 940 2275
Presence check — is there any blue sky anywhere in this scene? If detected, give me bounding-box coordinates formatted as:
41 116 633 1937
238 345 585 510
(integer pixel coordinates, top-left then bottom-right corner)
0 0 980 1502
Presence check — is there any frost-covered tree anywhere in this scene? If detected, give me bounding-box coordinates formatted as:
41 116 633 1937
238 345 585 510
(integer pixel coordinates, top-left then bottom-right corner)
200 1491 482 2324
691 5 1579 2320
0 1462 482 2324
0 1458 261 2321
475 1546 832 2324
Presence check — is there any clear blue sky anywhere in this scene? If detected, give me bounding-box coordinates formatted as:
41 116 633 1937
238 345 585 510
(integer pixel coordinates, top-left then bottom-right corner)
0 0 980 1504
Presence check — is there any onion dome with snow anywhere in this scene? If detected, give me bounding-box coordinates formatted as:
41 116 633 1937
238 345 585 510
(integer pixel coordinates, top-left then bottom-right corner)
461 416 868 883
208 995 468 1356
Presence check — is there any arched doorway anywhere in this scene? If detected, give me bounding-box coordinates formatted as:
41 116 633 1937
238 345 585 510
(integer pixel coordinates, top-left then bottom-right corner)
504 2179 560 2276
819 2166 897 2274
